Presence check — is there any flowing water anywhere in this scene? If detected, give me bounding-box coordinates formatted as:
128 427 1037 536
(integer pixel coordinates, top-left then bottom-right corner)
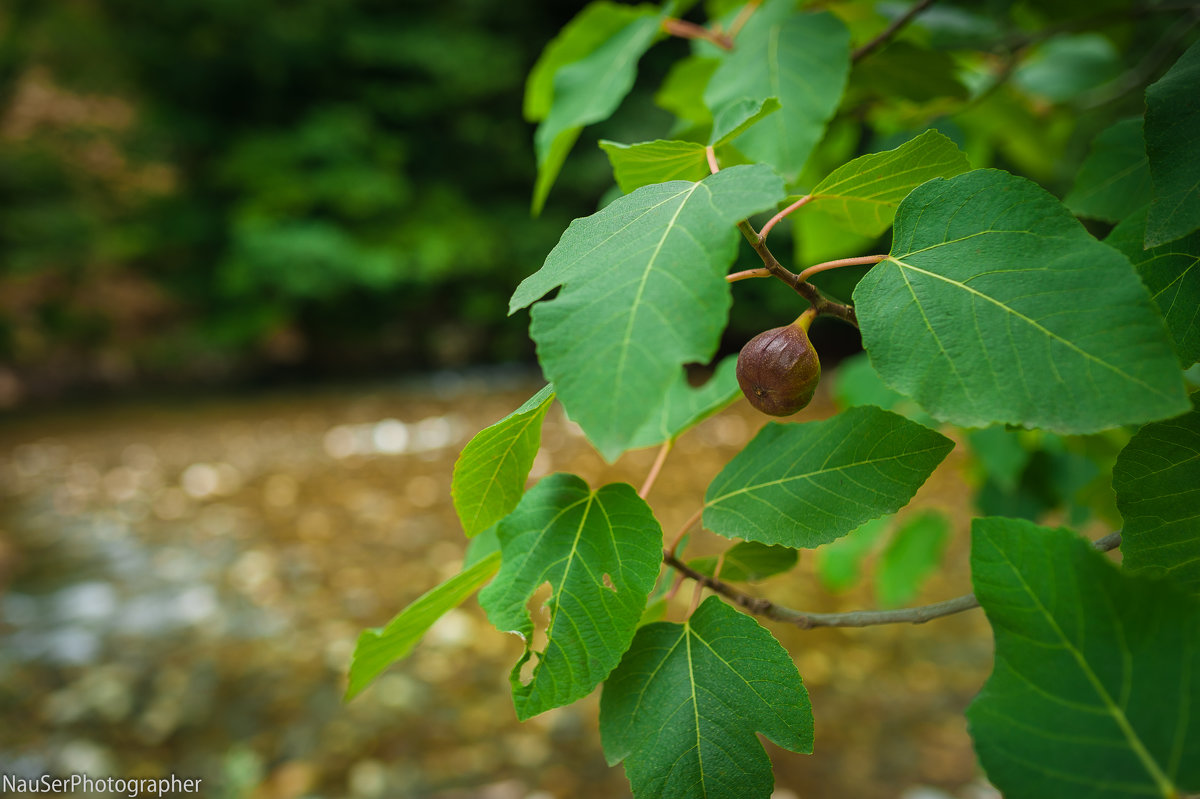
0 370 996 799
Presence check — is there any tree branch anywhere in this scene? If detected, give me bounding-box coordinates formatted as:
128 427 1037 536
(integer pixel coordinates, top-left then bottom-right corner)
759 195 812 240
736 221 858 327
639 441 672 499
797 254 887 283
662 18 733 50
664 531 1122 630
852 0 936 63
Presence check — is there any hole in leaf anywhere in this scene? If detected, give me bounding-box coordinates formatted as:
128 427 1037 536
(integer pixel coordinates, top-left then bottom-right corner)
518 651 540 686
524 579 553 649
602 573 617 592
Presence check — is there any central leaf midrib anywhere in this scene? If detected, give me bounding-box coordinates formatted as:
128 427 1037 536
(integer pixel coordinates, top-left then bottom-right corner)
705 446 945 507
994 545 1177 796
610 184 700 433
890 256 1175 400
531 490 598 704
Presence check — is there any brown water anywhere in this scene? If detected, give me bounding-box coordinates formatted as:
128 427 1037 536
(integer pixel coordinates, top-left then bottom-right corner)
0 371 997 799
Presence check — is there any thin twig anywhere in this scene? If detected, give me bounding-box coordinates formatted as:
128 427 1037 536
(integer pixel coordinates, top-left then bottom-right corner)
852 0 936 63
726 267 772 282
736 221 859 327
705 145 720 175
663 18 733 50
725 0 762 39
639 441 673 500
663 532 1122 630
759 195 812 241
797 254 888 283
668 508 704 556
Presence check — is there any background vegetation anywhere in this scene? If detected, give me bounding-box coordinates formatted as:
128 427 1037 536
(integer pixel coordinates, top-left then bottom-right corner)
6 0 1191 406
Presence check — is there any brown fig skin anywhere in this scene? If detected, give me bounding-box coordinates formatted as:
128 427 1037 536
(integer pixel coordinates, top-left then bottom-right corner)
736 321 821 416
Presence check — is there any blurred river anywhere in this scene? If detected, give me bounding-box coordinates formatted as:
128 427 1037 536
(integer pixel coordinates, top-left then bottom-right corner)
0 370 996 799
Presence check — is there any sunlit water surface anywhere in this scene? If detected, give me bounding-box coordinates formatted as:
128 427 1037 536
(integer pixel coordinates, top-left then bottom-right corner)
0 370 996 799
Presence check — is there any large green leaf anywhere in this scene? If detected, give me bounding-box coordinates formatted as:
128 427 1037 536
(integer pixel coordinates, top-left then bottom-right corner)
805 129 969 237
1108 208 1200 367
1144 40 1200 247
875 510 949 607
703 406 954 548
451 384 554 537
598 139 709 194
524 2 653 122
1064 117 1152 224
628 355 740 450
1113 399 1200 596
478 473 662 720
854 169 1189 432
967 517 1200 799
532 6 662 213
704 5 849 178
600 595 813 799
345 551 501 702
511 165 785 461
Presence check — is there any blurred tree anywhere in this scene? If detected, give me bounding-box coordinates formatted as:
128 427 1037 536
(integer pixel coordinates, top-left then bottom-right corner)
0 0 595 396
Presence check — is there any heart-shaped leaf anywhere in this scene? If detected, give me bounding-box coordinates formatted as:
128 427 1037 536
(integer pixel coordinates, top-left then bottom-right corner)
855 169 1189 432
511 165 785 461
479 473 662 719
600 596 813 799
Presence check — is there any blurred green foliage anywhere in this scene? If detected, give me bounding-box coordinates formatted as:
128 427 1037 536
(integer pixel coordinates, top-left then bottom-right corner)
0 0 599 391
0 0 1194 399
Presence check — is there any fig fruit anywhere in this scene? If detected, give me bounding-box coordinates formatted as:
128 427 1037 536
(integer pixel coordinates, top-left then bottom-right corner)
736 316 820 416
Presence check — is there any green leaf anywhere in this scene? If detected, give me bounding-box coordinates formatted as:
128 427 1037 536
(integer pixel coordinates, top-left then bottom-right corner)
1064 117 1152 224
966 517 1200 799
600 595 813 799
1108 208 1200 367
345 551 501 702
628 356 740 450
855 169 1190 432
709 97 781 147
703 406 954 548
511 165 785 462
815 517 890 592
806 129 970 237
1113 399 1200 595
1144 40 1200 247
688 540 799 583
451 384 555 537
875 510 949 607
478 473 662 720
524 2 655 122
598 139 709 194
532 6 662 214
704 6 850 178
655 55 720 124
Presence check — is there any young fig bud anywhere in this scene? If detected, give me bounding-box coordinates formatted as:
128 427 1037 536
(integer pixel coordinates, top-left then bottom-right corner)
736 316 820 416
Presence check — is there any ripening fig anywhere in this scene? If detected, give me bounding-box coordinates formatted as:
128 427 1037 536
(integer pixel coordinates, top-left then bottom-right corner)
736 310 820 416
